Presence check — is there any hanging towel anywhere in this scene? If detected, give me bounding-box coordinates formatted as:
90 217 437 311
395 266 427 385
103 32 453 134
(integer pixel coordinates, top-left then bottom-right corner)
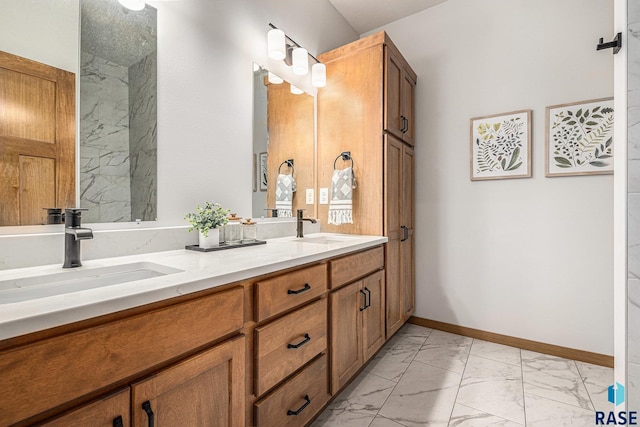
328 167 355 225
275 173 296 217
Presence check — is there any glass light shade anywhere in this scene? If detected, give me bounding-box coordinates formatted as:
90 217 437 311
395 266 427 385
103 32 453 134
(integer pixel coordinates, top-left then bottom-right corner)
268 71 283 84
292 47 309 75
290 84 304 95
312 63 326 87
118 0 145 11
267 29 286 60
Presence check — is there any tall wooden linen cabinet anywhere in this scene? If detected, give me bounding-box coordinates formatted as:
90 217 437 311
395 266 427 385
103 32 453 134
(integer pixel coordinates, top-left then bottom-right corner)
318 31 416 338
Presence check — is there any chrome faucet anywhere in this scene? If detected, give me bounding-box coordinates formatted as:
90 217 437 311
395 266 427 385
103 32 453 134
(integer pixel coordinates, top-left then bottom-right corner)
296 209 317 238
63 208 93 268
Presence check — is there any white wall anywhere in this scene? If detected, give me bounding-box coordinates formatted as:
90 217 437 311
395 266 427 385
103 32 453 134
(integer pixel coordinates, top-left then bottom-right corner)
367 0 614 355
0 0 79 72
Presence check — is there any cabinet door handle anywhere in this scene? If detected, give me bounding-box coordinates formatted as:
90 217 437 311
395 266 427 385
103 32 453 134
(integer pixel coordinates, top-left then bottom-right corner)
113 416 124 427
287 283 311 295
142 401 154 427
287 395 311 416
287 333 311 349
400 225 408 242
359 289 367 311
403 117 409 133
364 287 371 309
400 115 406 132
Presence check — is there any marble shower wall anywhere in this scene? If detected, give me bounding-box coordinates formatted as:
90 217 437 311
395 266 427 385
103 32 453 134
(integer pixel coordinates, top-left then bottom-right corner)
629 0 640 411
80 51 132 223
129 52 157 222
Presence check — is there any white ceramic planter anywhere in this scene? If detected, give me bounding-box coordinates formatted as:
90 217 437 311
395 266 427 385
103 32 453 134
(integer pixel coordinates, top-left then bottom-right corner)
198 228 220 249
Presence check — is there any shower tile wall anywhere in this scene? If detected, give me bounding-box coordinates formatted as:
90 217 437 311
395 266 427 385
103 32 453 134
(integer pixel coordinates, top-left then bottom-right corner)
629 0 640 411
80 51 132 223
129 53 157 222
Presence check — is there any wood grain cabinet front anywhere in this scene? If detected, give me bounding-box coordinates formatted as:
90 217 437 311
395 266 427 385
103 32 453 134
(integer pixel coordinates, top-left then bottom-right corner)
330 271 385 394
329 246 384 290
254 298 328 397
254 354 330 427
254 263 327 322
41 388 130 427
0 287 244 426
131 335 245 427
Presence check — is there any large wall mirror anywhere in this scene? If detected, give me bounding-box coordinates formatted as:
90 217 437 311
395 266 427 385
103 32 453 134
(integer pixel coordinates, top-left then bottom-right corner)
252 64 316 219
0 0 157 227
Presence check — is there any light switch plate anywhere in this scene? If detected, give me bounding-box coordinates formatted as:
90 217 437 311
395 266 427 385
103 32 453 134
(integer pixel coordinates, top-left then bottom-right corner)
306 188 314 204
320 188 329 205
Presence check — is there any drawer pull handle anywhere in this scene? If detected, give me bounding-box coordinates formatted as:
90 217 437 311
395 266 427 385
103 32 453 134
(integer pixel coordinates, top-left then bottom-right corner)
287 283 311 295
113 416 124 427
287 395 311 416
287 333 311 349
359 289 367 311
142 401 155 427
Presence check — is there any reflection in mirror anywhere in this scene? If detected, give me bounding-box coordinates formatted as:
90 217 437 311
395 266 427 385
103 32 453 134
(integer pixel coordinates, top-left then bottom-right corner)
252 64 315 219
79 0 157 223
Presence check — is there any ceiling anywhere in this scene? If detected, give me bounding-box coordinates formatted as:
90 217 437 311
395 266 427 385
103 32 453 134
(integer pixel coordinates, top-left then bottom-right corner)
328 0 447 34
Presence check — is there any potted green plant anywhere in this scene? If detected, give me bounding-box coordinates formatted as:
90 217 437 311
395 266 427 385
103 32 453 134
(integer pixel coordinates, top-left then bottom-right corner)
185 202 230 248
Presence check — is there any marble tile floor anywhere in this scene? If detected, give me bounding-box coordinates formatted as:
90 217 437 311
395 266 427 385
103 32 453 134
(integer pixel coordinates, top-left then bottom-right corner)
312 323 614 427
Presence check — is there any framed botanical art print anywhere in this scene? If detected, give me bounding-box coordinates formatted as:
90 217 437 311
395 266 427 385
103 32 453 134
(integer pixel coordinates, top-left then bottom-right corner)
545 97 614 177
470 109 532 181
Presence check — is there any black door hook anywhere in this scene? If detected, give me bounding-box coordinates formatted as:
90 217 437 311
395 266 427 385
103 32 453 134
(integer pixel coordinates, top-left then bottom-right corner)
597 32 622 54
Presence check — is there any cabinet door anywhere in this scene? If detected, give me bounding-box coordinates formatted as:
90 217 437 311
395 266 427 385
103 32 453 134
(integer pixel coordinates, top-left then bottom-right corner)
330 281 363 394
42 388 130 427
401 145 415 319
384 48 404 141
131 335 245 427
385 134 404 337
362 271 386 361
401 71 416 146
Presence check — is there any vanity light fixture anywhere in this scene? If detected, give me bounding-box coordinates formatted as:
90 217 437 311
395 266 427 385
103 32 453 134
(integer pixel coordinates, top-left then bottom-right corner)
118 0 146 11
292 47 309 75
268 23 326 88
312 63 326 87
268 71 283 84
290 84 304 95
267 28 286 60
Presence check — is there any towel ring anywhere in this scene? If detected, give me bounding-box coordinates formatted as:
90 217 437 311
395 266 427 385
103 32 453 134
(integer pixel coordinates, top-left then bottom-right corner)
333 151 354 170
278 159 294 175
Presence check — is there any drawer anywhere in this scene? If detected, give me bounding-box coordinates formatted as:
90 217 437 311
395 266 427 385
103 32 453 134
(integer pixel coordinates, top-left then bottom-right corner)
255 264 327 323
329 246 384 289
254 298 327 396
0 287 244 426
254 354 330 427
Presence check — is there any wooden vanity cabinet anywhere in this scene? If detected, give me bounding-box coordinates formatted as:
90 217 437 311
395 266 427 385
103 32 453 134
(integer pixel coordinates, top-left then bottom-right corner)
318 31 416 341
385 134 415 337
385 48 416 146
328 250 385 394
41 388 130 427
131 335 245 427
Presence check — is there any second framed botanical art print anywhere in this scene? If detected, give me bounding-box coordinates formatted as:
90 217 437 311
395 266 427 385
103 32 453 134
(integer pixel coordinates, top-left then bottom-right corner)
470 110 532 181
545 97 614 177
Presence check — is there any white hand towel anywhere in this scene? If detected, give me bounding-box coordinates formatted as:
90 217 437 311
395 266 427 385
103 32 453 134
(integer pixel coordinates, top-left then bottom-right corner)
328 167 354 225
275 173 296 217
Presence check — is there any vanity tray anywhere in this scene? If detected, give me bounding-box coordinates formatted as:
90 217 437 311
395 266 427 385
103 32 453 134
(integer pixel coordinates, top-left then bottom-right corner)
185 240 267 252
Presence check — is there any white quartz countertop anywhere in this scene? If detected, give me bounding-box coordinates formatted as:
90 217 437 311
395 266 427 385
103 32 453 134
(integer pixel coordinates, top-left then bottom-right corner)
0 233 386 341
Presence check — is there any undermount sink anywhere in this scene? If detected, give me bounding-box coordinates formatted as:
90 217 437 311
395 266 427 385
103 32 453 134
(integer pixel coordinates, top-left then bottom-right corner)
294 235 356 244
0 262 183 304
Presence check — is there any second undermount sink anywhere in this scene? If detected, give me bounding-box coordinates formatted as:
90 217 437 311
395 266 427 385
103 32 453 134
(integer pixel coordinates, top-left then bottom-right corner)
294 235 357 244
0 262 183 304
